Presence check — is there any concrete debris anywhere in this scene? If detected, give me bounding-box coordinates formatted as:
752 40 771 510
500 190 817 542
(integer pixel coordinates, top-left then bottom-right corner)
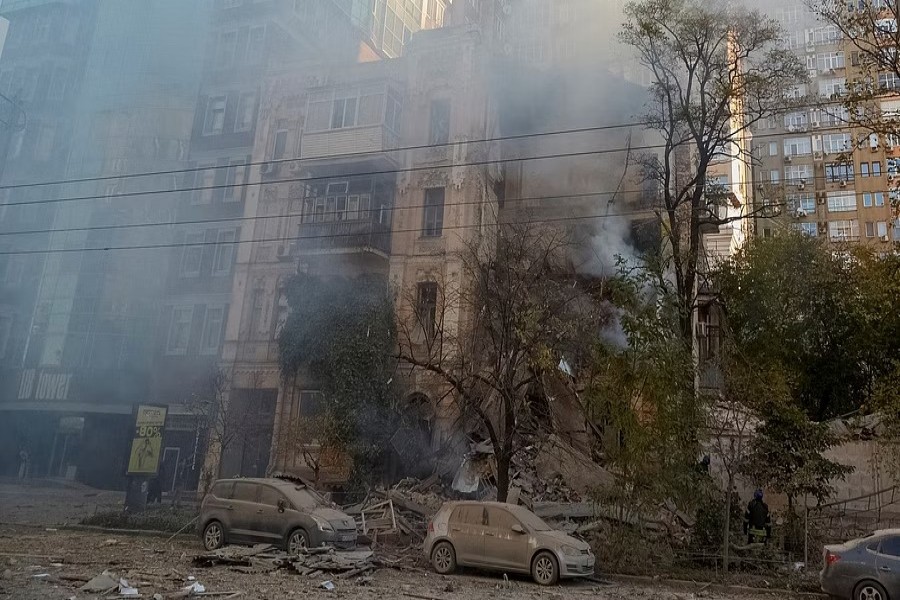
321 580 335 590
193 546 383 580
80 570 119 593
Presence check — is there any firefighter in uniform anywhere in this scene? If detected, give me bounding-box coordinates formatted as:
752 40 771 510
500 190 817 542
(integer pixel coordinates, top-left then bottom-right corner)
744 488 772 544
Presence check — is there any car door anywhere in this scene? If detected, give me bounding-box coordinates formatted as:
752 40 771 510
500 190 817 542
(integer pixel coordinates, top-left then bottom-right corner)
229 481 261 542
484 506 531 572
876 535 900 595
448 505 487 566
256 484 289 543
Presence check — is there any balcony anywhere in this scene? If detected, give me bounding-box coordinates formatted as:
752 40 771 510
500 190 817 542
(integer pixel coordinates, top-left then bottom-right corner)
292 219 391 257
300 124 400 163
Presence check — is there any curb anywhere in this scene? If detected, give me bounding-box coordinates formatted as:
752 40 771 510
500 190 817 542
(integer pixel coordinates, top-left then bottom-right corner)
606 573 828 598
60 524 196 539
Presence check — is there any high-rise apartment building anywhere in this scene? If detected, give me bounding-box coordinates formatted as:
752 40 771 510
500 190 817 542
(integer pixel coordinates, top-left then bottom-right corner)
754 2 900 245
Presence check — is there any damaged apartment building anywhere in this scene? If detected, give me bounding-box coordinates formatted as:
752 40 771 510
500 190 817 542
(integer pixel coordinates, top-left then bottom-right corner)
210 0 667 484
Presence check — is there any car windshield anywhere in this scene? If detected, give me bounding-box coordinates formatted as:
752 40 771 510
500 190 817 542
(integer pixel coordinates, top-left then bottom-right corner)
286 486 326 509
514 509 553 532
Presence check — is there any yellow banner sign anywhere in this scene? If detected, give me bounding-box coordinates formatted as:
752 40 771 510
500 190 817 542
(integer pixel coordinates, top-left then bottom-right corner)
126 404 167 475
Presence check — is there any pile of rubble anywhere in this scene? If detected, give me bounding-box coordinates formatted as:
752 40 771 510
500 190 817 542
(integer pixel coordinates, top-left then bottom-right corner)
193 544 386 580
345 476 442 542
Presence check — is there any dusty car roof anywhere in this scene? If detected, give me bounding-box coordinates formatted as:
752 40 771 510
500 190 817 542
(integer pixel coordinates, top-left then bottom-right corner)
441 501 542 514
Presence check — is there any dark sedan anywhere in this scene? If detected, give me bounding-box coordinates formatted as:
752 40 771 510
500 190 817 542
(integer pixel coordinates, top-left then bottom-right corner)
821 529 900 600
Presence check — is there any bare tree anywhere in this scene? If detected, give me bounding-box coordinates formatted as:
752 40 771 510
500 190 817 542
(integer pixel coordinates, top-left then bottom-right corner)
396 222 602 502
620 0 806 342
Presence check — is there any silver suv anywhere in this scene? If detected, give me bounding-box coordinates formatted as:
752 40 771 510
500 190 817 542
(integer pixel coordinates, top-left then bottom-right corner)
200 478 357 554
424 501 595 585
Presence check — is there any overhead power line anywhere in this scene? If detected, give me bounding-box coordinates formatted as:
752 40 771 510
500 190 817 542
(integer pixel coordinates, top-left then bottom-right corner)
0 189 656 238
0 202 756 256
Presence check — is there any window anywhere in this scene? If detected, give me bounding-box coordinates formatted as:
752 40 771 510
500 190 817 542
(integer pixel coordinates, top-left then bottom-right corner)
821 133 851 154
785 165 812 184
180 232 204 277
784 137 812 156
864 193 874 207
769 170 780 183
792 222 818 236
200 306 225 354
486 507 520 531
825 162 854 182
876 18 898 36
873 161 882 176
429 99 451 145
819 77 846 97
203 96 227 135
879 72 900 90
827 192 857 212
876 192 885 206
331 94 358 129
866 221 876 237
422 188 445 236
768 141 778 156
223 159 249 203
861 162 870 177
258 486 284 507
246 26 265 63
829 219 859 241
819 106 849 127
232 481 258 502
808 25 841 45
417 282 438 339
217 31 237 67
272 129 288 159
881 537 900 557
213 230 236 275
211 481 234 499
193 165 215 205
450 505 486 526
878 221 888 237
235 92 256 132
784 112 808 130
816 52 845 71
790 193 816 213
299 391 323 418
166 306 194 355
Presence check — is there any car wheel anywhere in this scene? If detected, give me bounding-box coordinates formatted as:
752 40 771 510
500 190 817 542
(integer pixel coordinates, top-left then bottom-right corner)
287 528 309 555
202 521 225 551
531 551 559 586
431 541 457 574
855 581 889 600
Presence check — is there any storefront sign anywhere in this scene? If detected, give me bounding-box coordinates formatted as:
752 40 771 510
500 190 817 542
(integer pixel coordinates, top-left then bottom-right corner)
126 404 167 475
17 369 73 401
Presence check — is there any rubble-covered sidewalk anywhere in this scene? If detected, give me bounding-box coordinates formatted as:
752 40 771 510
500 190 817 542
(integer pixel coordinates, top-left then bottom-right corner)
1 524 787 600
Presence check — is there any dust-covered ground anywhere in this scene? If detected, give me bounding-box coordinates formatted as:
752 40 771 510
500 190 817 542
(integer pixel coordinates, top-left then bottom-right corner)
0 482 814 599
0 525 809 600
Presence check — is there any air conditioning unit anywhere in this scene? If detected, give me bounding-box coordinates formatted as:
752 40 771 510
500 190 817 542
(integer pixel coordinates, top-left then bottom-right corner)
787 125 797 132
814 151 824 160
798 183 806 190
810 119 820 128
276 244 290 259
840 179 848 187
818 195 827 205
880 234 890 241
785 154 793 162
796 208 808 218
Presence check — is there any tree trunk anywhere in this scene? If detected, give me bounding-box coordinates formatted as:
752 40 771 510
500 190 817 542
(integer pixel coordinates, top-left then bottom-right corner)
723 477 733 573
496 453 511 503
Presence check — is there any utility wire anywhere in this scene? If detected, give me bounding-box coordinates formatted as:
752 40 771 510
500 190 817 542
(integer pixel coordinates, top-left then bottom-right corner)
0 203 771 256
0 190 656 238
0 122 650 192
0 99 869 196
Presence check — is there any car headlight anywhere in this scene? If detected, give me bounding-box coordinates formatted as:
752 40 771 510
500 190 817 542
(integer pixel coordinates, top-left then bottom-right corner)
313 517 334 532
561 545 580 556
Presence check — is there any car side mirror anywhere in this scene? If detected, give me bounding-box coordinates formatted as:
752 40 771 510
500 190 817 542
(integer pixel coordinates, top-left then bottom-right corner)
511 524 525 534
277 499 287 513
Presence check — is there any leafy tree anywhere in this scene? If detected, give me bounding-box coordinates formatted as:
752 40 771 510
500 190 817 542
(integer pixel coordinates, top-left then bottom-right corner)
584 264 703 519
620 0 805 342
278 273 402 486
715 233 869 420
742 392 852 511
397 223 604 502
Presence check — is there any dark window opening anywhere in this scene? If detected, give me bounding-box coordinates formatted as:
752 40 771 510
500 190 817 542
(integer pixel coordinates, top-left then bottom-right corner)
422 187 445 237
417 282 438 338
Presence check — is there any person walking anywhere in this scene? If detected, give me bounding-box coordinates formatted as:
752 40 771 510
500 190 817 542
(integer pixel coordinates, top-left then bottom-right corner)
17 448 28 480
744 489 772 544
